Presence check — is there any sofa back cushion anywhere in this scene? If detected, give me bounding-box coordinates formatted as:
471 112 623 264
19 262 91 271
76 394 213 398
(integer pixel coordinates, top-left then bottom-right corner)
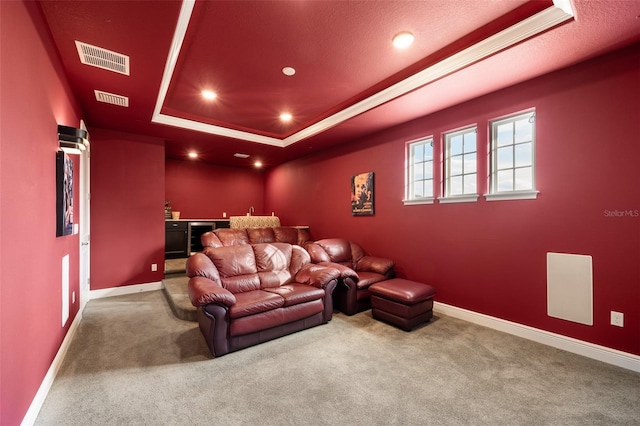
204 244 260 293
290 245 311 276
247 227 276 244
315 238 353 267
253 242 293 288
350 241 365 264
215 228 249 246
272 227 298 244
201 231 223 248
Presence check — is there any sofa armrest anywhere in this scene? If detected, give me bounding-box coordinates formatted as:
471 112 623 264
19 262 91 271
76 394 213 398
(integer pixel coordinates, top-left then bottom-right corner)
318 261 359 280
356 255 395 275
188 276 237 307
295 264 341 289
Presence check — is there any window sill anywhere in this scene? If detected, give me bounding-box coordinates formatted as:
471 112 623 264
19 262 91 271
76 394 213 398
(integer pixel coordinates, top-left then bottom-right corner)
438 195 479 204
403 197 435 205
484 190 539 201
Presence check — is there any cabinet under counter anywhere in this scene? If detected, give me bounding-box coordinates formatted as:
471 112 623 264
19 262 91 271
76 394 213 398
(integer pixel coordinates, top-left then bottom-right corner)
164 219 230 258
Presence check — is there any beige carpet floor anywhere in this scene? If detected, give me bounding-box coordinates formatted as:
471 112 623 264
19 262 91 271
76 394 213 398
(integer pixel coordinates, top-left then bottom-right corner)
35 291 640 425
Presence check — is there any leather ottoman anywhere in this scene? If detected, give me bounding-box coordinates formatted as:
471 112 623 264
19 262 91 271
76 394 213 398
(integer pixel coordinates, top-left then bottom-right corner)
369 278 436 331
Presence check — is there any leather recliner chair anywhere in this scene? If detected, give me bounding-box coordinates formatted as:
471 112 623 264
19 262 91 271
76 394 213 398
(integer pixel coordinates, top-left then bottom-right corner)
304 238 395 316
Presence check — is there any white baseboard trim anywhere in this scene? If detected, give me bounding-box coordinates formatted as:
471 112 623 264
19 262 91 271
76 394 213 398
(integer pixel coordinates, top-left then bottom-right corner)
20 308 84 426
434 301 640 373
89 281 163 300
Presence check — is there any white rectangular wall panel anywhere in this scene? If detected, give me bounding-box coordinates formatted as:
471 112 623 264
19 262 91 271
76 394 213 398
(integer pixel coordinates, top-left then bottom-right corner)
62 254 69 326
547 252 593 325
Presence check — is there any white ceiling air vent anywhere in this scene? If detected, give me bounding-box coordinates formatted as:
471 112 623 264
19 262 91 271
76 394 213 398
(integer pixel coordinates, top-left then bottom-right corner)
95 90 129 107
75 41 130 75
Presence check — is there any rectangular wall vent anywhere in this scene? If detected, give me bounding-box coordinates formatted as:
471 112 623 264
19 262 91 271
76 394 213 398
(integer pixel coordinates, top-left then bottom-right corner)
75 41 130 75
95 90 129 107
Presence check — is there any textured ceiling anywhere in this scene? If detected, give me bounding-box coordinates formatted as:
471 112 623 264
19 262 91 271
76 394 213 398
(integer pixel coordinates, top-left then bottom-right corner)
39 0 640 168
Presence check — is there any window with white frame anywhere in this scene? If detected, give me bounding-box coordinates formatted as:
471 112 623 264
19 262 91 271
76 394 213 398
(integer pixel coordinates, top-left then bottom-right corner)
405 137 434 202
443 126 477 198
489 111 536 196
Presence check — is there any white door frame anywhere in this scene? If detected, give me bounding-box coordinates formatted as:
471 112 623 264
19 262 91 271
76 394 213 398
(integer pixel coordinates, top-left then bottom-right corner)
79 120 90 310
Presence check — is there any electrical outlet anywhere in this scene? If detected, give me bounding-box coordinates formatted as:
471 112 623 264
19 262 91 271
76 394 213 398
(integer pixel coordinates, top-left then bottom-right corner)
223 212 227 218
610 311 624 327
151 263 158 272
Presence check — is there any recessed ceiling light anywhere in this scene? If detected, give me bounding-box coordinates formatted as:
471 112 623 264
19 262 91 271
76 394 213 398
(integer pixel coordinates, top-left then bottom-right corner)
188 151 198 159
254 161 263 168
282 66 296 76
234 153 250 158
392 31 414 49
280 113 292 122
201 90 217 100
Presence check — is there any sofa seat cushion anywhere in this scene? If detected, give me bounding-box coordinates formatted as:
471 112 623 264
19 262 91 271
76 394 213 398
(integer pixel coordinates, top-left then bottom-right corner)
229 290 284 319
230 299 324 337
355 271 387 289
264 283 325 307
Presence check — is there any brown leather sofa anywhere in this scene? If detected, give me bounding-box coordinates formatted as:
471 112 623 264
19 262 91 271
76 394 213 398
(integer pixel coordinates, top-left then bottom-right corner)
187 239 339 357
304 238 395 316
198 227 395 317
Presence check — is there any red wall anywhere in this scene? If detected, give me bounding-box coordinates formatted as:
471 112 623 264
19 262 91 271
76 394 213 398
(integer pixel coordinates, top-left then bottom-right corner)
0 2 82 423
90 128 166 290
165 159 265 219
266 44 640 356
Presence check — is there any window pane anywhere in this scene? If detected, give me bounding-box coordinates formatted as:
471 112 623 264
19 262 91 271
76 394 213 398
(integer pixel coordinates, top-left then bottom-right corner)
412 180 424 198
413 144 424 162
413 165 423 182
464 173 477 194
463 131 476 153
424 142 433 161
422 179 433 197
515 118 533 143
449 175 463 195
450 155 463 176
496 123 513 146
515 142 532 167
464 153 476 174
497 146 513 169
450 135 463 156
515 167 533 190
497 170 513 192
424 179 433 198
425 161 433 179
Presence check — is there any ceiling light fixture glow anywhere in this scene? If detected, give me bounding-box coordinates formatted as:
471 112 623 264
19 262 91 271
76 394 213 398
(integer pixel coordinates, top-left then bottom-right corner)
201 90 217 100
282 66 296 76
188 151 198 159
254 161 263 168
280 113 292 122
392 31 414 49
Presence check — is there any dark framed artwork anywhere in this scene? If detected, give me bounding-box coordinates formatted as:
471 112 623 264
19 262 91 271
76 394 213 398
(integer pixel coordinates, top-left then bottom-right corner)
351 171 374 216
56 151 73 236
